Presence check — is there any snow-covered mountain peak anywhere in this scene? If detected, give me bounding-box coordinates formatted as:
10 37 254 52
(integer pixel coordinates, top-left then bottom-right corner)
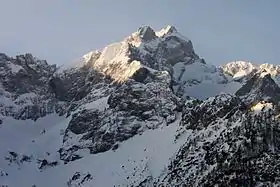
72 25 235 100
222 61 280 89
224 60 255 68
222 61 280 80
156 25 177 37
128 25 189 48
79 25 199 83
132 26 157 42
131 25 179 40
259 68 270 78
221 61 257 80
259 63 280 76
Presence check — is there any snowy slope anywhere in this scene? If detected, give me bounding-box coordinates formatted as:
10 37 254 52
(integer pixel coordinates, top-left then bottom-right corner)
0 114 68 185
0 113 186 187
172 61 236 99
183 81 242 100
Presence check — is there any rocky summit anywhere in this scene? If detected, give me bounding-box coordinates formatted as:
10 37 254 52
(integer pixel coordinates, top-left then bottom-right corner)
1 26 280 187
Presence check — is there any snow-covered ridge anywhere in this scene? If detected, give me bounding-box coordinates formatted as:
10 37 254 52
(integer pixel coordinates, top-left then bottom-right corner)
80 25 196 83
221 61 256 79
75 25 232 100
260 63 280 76
221 61 280 81
156 25 178 37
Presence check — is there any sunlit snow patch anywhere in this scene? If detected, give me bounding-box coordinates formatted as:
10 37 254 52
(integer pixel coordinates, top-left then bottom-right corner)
251 102 273 113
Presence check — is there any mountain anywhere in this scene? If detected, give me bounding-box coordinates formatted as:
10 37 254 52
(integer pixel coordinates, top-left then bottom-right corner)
1 26 280 187
81 25 232 99
222 61 280 84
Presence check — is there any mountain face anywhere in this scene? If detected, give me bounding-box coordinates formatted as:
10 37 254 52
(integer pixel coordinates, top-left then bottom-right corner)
82 25 229 99
222 61 280 84
236 71 280 105
1 26 280 187
0 53 65 121
159 94 280 187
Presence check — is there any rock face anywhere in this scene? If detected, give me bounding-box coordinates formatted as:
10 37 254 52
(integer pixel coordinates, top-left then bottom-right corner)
136 26 157 41
66 172 93 187
179 93 242 131
157 94 280 187
2 26 280 187
52 25 218 162
0 53 65 120
60 70 181 161
236 70 280 105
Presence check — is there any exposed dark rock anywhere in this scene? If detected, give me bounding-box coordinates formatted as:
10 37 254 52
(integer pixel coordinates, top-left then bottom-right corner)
137 26 157 41
67 172 93 187
236 71 280 105
61 70 181 158
67 109 101 134
58 145 84 164
37 159 59 170
0 169 8 177
131 67 150 83
5 151 33 166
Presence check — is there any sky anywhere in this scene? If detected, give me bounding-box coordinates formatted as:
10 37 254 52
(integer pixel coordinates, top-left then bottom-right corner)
0 0 279 66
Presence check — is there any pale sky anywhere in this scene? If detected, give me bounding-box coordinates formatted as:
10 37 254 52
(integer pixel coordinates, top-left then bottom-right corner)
0 0 279 65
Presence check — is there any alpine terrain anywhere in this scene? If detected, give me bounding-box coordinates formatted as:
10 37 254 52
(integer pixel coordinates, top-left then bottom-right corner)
1 25 280 187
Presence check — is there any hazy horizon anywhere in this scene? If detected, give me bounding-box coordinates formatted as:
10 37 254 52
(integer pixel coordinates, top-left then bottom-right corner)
0 0 279 66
